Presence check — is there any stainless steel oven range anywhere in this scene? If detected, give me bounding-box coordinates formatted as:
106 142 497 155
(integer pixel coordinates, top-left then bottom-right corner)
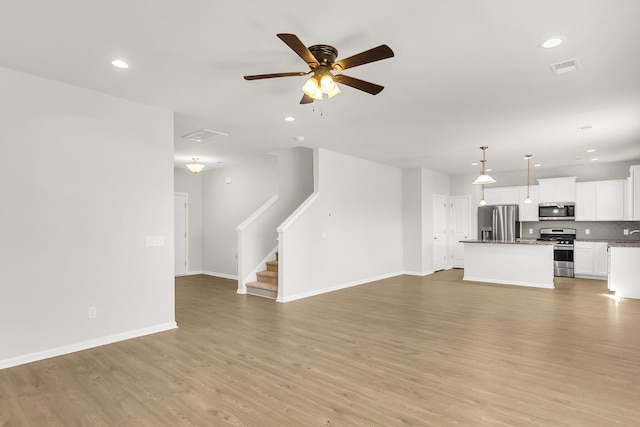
537 228 576 278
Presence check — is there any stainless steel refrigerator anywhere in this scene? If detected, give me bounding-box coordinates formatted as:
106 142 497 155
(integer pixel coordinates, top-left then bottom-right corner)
477 205 520 241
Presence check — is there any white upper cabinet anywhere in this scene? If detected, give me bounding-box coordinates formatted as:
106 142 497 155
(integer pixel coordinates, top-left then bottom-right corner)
575 180 625 221
480 185 539 222
575 183 596 221
631 165 640 220
518 185 539 222
538 177 576 203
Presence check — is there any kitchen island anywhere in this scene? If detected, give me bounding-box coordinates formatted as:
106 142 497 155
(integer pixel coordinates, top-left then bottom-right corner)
462 240 555 289
608 242 640 299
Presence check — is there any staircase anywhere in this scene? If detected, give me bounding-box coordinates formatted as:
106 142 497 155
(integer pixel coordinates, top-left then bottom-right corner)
246 253 278 299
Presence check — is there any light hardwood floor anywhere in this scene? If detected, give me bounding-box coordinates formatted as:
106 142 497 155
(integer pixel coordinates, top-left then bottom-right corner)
2 270 640 426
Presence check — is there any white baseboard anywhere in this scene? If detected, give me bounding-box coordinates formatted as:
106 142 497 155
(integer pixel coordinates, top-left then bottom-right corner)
402 270 435 276
186 270 205 276
463 275 554 289
277 271 404 303
0 322 178 370
201 271 238 280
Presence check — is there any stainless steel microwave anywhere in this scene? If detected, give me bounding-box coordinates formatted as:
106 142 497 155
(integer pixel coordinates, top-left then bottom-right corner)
538 202 575 220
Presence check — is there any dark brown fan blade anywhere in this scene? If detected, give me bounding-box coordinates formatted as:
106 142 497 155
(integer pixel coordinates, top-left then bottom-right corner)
300 94 314 104
334 74 384 95
333 45 394 71
277 33 319 67
244 71 308 80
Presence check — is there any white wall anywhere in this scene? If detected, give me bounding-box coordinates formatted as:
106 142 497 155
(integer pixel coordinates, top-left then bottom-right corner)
174 168 203 273
278 149 403 301
201 154 278 277
0 67 175 368
403 169 423 273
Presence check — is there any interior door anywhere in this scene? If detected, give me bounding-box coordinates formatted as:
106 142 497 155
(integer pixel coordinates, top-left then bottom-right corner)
174 193 188 276
451 196 470 268
433 195 447 271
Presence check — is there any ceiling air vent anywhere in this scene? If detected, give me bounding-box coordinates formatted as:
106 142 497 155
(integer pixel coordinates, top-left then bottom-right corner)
550 58 580 76
181 129 228 142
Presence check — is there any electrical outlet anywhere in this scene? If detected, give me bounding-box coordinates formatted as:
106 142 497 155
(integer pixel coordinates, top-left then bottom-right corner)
624 229 629 235
529 229 533 234
88 306 97 319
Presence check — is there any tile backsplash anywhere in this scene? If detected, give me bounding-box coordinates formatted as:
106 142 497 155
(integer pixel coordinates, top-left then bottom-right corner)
521 221 640 240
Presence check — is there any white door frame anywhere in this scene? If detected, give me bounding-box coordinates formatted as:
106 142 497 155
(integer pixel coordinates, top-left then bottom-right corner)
174 192 189 276
450 195 471 268
432 195 448 272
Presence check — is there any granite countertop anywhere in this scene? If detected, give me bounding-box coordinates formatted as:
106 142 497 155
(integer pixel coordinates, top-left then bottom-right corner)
575 239 640 248
461 239 554 245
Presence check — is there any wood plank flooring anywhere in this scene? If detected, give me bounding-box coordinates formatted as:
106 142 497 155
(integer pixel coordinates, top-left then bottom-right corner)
2 270 640 426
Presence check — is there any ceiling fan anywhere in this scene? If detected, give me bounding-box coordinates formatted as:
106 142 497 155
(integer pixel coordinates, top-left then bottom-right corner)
243 33 394 104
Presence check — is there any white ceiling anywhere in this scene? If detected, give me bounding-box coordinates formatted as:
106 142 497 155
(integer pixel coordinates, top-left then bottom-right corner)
2 0 640 175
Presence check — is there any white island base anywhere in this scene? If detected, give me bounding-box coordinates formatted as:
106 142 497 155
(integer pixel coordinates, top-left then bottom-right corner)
463 242 555 289
609 246 640 299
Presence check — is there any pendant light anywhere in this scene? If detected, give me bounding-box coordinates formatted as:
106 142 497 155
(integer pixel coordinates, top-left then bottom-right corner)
479 184 487 206
523 154 533 203
473 146 496 185
185 157 206 174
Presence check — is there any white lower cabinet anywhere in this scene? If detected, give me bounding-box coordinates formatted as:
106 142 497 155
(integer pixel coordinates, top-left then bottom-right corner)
574 241 609 279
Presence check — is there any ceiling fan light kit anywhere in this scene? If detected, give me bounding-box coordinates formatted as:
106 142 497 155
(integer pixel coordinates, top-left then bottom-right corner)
244 33 394 104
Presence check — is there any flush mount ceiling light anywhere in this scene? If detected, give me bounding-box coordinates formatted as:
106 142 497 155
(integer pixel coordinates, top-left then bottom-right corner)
473 146 496 185
539 37 565 49
523 154 533 204
185 158 206 174
111 59 129 69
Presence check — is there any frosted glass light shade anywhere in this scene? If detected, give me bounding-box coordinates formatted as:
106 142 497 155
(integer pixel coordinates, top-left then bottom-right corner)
523 195 532 204
186 158 205 174
302 77 319 97
473 173 496 185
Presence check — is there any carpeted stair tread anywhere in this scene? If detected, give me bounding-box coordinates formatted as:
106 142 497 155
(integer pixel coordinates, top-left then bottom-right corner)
246 281 278 292
266 261 278 272
257 270 277 278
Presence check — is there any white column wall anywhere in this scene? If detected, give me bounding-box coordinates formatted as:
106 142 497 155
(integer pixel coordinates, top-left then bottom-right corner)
279 149 403 302
0 67 175 367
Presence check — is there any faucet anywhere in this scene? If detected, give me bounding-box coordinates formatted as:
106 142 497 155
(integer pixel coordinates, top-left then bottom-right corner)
631 229 640 235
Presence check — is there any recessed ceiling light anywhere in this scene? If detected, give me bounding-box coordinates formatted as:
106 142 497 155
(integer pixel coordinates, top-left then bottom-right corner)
534 164 541 167
587 149 597 153
539 37 565 49
471 162 478 166
590 158 599 161
111 59 129 69
284 116 295 122
486 168 493 172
